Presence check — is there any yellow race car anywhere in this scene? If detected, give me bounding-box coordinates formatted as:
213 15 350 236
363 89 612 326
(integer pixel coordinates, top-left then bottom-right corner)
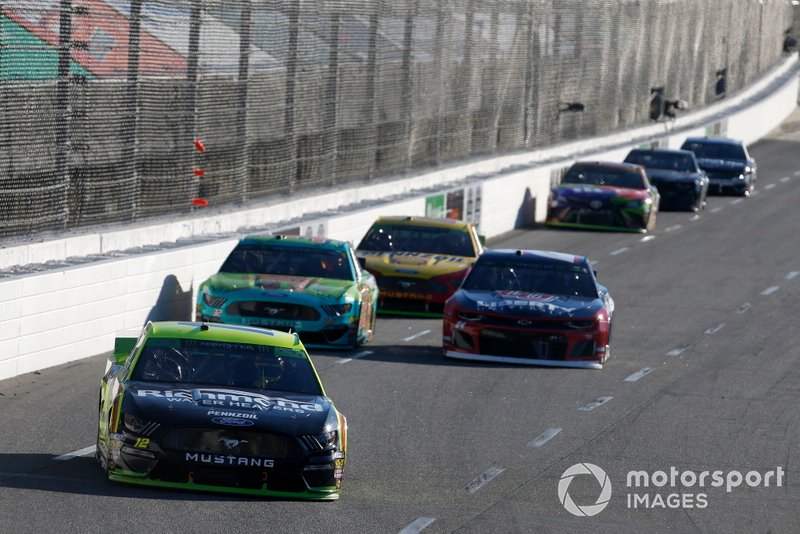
355 216 484 316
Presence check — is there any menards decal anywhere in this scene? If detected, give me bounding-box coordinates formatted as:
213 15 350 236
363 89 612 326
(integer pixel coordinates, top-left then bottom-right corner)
136 388 323 412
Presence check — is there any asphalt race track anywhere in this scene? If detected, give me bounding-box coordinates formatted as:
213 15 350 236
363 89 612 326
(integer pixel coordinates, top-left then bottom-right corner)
2 116 800 533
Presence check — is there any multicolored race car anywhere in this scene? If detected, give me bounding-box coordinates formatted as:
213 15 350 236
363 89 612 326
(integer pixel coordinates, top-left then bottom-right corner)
355 216 484 316
443 249 614 369
196 235 378 349
546 161 660 232
96 321 348 499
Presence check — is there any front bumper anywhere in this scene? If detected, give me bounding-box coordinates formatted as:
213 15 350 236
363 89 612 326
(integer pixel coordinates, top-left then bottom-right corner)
707 178 750 195
546 205 649 233
104 435 343 500
197 300 359 349
443 318 609 369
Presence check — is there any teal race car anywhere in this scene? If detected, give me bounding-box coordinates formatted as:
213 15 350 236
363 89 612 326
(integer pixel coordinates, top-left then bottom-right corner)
196 235 378 349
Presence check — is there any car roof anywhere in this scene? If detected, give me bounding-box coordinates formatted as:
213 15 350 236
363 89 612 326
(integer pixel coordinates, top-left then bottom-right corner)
148 321 302 349
682 136 744 146
239 234 350 251
571 160 644 172
479 249 588 265
372 215 472 230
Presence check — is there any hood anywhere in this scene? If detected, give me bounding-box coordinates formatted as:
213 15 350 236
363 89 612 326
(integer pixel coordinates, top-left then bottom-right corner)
645 169 702 183
357 251 474 277
122 382 333 435
696 158 746 173
454 289 602 318
552 184 648 202
204 273 353 300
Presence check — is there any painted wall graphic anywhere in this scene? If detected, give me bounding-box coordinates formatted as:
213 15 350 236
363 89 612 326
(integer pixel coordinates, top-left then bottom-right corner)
425 184 482 230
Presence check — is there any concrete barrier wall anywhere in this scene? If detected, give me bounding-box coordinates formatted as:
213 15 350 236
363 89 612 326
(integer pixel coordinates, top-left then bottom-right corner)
0 56 797 381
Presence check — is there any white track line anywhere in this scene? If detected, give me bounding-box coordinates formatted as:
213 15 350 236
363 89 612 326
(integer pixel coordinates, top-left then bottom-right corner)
666 346 688 357
710 207 723 213
528 428 562 448
794 170 800 176
624 367 654 383
640 235 656 243
664 224 682 232
704 323 726 335
53 445 96 462
402 329 431 342
785 271 799 281
736 303 752 314
780 176 790 183
578 396 613 411
609 247 629 256
466 467 505 494
337 350 373 364
398 518 436 534
760 286 779 296
765 183 776 190
731 198 744 205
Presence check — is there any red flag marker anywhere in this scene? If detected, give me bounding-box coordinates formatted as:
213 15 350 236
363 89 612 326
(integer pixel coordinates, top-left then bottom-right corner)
193 168 205 176
193 198 208 207
193 138 206 153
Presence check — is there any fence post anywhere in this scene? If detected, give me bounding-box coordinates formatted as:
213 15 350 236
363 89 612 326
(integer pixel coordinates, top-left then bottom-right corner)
186 0 202 205
400 2 416 170
284 1 300 193
237 0 251 202
54 0 73 231
365 8 379 179
523 0 535 148
125 0 142 221
324 10 340 186
432 3 445 166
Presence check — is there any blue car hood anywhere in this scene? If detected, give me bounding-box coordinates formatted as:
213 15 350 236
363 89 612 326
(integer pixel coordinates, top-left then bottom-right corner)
453 289 602 318
696 158 746 173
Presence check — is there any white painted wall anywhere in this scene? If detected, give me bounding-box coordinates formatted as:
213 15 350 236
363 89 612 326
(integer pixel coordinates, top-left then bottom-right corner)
0 57 797 381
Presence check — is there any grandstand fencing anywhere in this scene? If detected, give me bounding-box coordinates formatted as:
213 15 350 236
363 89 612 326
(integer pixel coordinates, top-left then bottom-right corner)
0 0 794 239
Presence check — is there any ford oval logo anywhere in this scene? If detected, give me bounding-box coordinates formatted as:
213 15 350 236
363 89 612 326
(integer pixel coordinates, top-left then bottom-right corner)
589 200 603 209
212 417 254 427
517 319 532 326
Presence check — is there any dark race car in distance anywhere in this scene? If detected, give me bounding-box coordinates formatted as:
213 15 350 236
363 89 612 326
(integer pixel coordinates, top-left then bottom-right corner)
96 321 348 499
680 136 757 196
546 161 659 232
623 147 708 212
443 249 614 369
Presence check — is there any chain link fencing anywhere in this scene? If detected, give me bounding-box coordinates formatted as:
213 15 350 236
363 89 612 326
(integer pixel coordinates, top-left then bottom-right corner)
0 0 794 239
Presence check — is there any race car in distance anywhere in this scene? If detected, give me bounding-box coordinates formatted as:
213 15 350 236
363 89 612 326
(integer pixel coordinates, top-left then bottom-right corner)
96 321 347 499
355 216 484 316
680 136 757 196
443 249 614 369
546 161 659 232
623 148 709 212
196 235 377 349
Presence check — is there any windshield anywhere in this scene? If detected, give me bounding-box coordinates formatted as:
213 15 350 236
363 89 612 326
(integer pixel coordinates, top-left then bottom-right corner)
562 165 645 189
625 151 696 172
462 261 598 298
681 141 746 161
220 244 353 280
358 224 476 257
131 338 323 395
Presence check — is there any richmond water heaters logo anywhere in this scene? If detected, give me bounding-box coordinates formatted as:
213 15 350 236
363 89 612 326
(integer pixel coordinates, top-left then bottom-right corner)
558 463 612 517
